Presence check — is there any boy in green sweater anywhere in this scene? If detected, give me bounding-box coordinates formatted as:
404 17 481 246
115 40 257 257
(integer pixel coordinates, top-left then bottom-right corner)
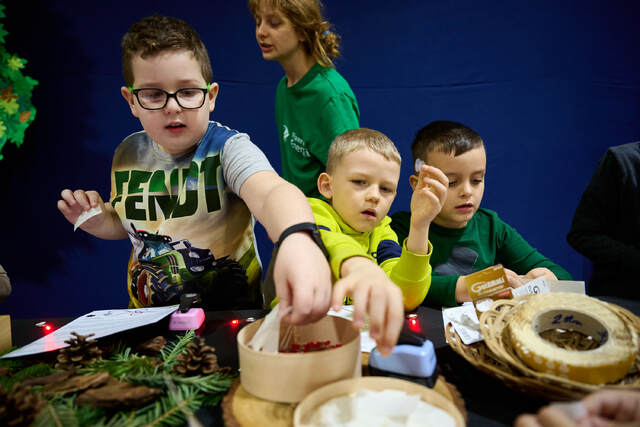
310 128 448 348
391 121 572 307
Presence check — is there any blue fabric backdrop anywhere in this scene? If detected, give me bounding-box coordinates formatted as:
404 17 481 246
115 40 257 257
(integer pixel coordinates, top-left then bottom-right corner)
1 1 638 317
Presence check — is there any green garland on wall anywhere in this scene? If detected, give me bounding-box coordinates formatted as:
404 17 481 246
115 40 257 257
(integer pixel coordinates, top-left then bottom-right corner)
0 3 38 161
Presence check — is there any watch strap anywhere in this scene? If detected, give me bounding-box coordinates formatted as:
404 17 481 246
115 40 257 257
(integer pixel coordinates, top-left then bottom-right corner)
275 222 330 260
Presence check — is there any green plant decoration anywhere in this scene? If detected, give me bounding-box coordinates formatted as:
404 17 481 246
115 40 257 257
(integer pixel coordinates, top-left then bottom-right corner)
0 331 237 426
0 2 38 161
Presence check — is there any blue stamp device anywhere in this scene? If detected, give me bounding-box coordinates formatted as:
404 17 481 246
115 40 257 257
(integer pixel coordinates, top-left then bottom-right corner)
369 323 437 387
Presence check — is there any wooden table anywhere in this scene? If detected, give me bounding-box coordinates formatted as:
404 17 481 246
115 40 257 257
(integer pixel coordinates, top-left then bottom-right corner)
10 296 640 426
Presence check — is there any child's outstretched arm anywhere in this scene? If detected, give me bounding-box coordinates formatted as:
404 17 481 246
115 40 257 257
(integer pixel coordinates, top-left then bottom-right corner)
406 165 448 254
239 171 332 325
57 189 127 239
331 256 404 356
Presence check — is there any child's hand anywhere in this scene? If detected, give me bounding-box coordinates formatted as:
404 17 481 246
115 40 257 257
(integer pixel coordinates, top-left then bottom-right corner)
410 164 448 226
274 232 332 325
504 268 525 288
58 189 107 230
454 276 471 303
332 256 404 356
524 267 557 281
455 268 524 303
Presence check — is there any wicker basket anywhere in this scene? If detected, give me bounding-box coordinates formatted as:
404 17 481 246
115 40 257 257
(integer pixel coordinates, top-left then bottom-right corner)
445 295 640 401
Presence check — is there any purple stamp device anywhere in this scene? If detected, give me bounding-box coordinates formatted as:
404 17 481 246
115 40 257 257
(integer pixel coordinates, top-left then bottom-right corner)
169 293 205 331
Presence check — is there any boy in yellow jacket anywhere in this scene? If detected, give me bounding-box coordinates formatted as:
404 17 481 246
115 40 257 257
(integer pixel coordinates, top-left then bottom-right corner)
309 128 447 350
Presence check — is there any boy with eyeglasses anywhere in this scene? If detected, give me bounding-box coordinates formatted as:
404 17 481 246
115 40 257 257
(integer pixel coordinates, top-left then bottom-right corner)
57 15 334 326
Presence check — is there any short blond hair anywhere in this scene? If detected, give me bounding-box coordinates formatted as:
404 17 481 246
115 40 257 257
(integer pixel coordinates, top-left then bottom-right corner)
326 128 401 174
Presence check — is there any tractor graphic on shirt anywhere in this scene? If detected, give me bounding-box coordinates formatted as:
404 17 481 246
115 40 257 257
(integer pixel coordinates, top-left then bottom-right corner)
127 224 248 308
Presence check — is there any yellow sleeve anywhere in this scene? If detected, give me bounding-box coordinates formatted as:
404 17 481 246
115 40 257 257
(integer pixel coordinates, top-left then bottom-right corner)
381 240 432 311
309 198 372 280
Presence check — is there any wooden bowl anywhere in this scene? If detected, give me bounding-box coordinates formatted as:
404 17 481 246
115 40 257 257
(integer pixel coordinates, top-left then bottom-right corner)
293 376 466 426
237 315 361 403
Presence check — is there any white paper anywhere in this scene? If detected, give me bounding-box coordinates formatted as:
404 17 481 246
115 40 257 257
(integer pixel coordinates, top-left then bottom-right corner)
2 305 178 358
328 305 376 353
512 277 551 297
73 206 102 231
548 280 586 294
309 389 456 427
328 305 355 322
248 304 288 353
442 303 483 345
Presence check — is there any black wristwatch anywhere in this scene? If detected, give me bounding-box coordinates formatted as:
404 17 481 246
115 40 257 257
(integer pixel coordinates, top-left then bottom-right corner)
275 222 330 260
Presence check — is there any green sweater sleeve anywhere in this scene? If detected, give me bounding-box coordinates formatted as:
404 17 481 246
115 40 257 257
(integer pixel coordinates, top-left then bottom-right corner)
496 220 573 280
424 275 459 307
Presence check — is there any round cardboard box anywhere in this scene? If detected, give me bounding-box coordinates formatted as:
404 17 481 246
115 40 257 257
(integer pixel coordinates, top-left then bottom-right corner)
237 315 361 403
293 376 466 426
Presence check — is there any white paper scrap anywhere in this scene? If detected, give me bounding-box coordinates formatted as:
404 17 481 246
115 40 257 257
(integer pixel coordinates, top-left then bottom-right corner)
309 389 456 427
548 280 586 294
512 277 551 297
248 304 289 353
328 305 353 321
73 206 102 231
328 305 377 353
2 305 178 358
354 389 420 417
442 303 483 345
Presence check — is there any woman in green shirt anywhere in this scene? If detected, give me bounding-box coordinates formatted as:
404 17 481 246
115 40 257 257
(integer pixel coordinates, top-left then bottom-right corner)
249 0 360 198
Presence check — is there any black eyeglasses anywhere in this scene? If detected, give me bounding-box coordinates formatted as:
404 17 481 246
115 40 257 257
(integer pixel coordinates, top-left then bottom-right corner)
129 83 211 110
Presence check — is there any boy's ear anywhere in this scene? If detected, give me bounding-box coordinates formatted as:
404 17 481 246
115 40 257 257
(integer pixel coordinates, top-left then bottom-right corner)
317 172 333 199
120 86 139 118
408 174 418 191
207 82 219 113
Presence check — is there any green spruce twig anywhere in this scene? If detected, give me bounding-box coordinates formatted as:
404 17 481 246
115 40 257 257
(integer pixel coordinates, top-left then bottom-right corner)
160 330 195 369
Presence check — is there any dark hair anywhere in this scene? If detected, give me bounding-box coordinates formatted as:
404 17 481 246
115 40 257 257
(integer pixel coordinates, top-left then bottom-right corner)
248 0 341 68
121 15 213 87
411 120 484 166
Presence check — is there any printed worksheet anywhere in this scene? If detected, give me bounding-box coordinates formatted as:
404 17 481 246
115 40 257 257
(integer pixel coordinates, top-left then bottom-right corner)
2 305 178 358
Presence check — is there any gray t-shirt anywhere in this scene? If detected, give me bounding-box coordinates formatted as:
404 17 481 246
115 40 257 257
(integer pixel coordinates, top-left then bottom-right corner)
110 121 273 309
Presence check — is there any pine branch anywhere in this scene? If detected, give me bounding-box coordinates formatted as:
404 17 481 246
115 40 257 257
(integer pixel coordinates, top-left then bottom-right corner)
32 401 79 427
125 370 236 396
103 384 204 427
80 350 157 378
160 330 195 369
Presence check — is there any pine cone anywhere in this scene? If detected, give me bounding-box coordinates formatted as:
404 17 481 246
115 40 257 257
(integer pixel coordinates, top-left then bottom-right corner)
55 332 102 371
173 337 220 376
0 383 46 427
136 336 167 356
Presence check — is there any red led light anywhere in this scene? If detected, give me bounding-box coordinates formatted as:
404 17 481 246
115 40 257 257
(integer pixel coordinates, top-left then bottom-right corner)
407 317 421 332
45 325 52 331
230 319 240 326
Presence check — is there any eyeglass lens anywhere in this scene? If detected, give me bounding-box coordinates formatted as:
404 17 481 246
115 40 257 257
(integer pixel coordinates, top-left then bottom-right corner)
136 88 206 109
